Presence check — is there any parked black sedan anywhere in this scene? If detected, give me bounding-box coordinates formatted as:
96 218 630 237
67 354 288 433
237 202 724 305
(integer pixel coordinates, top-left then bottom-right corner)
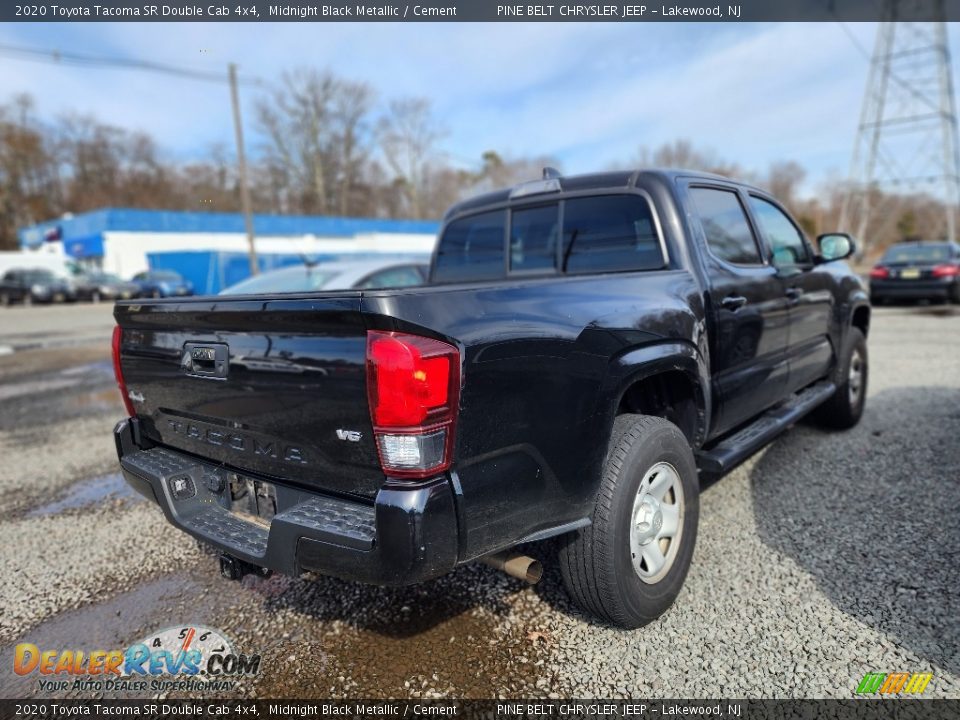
870 241 960 304
0 268 76 306
74 272 141 302
131 270 194 298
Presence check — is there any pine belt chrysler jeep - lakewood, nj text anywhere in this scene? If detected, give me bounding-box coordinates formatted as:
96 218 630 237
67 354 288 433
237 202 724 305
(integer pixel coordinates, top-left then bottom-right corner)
111 169 870 627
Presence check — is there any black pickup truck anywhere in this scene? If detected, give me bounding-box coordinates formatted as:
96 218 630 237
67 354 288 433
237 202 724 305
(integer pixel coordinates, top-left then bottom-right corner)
112 169 870 628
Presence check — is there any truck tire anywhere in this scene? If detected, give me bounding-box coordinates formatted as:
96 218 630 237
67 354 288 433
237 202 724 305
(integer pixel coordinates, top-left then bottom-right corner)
812 327 867 429
559 414 699 628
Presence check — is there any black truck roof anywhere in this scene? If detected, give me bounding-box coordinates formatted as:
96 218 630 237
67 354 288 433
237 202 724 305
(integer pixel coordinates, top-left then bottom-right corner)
444 168 762 220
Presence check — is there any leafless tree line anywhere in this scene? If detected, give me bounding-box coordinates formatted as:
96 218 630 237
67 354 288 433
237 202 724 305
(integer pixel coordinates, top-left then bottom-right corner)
0 70 555 250
637 140 958 259
1 77 955 258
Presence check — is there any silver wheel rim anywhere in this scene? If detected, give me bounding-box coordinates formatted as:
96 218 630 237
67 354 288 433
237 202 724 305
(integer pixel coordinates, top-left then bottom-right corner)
848 348 864 405
629 461 684 584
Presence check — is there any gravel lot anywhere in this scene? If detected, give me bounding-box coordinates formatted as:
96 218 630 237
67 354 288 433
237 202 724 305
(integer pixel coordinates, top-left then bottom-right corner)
0 303 957 699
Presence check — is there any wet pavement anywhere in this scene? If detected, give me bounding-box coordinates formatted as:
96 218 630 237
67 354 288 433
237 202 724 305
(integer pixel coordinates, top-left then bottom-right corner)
0 304 958 699
26 472 141 518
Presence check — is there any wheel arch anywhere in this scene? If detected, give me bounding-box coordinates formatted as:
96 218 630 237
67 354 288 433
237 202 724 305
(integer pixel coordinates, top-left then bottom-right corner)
605 342 709 448
852 303 871 338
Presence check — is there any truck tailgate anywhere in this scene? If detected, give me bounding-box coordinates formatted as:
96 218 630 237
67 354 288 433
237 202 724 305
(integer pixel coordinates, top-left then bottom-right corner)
114 295 384 499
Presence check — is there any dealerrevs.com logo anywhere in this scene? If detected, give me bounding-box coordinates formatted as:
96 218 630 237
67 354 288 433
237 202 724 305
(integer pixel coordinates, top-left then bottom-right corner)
14 625 261 693
855 672 933 695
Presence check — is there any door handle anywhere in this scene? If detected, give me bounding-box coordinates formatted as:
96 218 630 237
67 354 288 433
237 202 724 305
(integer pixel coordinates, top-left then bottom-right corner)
721 295 747 311
784 287 803 301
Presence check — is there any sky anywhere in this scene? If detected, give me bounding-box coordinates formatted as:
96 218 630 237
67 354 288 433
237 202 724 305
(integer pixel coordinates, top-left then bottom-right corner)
2 21 960 197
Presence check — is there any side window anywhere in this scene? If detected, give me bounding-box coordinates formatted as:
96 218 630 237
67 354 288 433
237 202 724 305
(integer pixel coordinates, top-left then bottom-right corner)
433 210 506 283
562 195 663 274
748 196 810 267
689 187 763 265
358 266 425 289
510 204 558 273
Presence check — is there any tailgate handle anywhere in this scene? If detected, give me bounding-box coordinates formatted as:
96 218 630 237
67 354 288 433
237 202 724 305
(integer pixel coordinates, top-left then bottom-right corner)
183 342 229 379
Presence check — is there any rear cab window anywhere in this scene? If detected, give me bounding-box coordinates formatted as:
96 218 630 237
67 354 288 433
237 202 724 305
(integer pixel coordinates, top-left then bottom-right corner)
432 193 664 283
433 210 506 283
563 195 663 274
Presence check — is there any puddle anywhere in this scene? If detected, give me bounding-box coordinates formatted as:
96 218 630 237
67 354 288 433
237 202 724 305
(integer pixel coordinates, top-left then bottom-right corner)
0 572 232 697
27 473 143 517
913 306 959 317
61 360 114 377
249 566 553 698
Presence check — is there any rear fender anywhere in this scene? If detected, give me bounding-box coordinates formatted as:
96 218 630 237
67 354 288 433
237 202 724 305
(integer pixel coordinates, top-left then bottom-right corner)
601 341 710 447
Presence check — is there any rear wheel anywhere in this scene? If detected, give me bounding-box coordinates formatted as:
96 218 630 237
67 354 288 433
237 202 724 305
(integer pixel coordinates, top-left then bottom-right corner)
559 414 699 628
813 327 867 429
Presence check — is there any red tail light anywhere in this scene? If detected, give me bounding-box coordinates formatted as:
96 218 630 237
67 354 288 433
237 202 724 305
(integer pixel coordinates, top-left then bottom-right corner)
366 330 460 479
931 263 959 278
112 326 136 417
869 266 890 279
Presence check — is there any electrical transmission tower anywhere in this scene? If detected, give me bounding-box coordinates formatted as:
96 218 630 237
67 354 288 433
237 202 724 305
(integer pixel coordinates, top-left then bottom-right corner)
842 2 960 254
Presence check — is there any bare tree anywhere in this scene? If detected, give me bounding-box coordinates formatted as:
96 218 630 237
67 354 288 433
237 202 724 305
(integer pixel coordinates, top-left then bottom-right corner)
377 98 445 220
765 160 806 208
256 68 375 217
0 95 60 249
636 140 746 179
332 81 375 216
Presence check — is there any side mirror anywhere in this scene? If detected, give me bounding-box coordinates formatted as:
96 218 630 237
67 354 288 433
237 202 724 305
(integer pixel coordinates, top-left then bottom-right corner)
817 233 855 262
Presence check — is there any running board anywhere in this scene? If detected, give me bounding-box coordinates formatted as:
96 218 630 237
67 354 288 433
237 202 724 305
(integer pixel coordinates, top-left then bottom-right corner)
696 380 836 476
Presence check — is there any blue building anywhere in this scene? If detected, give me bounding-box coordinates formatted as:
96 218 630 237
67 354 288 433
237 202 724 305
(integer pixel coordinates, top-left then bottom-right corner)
19 208 440 294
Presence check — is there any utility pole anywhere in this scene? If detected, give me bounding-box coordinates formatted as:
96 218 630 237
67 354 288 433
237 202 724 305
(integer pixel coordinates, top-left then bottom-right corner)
229 62 258 276
841 2 960 256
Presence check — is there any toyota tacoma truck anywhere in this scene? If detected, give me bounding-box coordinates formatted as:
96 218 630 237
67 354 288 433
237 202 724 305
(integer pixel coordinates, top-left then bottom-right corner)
111 169 870 628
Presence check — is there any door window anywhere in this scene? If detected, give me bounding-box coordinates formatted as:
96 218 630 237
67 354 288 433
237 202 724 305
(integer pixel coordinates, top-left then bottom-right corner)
689 187 763 265
748 196 810 267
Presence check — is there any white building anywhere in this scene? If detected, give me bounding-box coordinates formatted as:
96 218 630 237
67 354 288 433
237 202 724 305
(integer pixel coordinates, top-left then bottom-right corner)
18 208 440 293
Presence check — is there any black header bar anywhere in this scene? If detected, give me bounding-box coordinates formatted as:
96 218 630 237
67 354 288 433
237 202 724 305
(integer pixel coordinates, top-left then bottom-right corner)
3 0 959 23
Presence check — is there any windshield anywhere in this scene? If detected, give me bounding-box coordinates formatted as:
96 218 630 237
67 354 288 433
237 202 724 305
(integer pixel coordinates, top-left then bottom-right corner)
89 273 122 283
220 269 337 295
24 270 57 283
150 271 183 281
882 244 951 264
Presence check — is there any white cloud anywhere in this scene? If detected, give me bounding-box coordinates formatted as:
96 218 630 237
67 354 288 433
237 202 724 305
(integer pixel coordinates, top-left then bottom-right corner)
1 20 958 189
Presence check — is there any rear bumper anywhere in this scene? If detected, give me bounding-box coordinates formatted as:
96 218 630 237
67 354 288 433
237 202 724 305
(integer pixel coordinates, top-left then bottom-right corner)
114 419 459 586
871 278 956 299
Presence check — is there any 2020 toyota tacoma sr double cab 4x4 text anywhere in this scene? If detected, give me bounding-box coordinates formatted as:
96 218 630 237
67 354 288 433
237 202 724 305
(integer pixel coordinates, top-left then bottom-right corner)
111 169 870 628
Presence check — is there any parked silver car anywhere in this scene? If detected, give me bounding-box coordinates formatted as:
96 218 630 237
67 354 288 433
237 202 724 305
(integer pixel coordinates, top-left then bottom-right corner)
219 259 429 296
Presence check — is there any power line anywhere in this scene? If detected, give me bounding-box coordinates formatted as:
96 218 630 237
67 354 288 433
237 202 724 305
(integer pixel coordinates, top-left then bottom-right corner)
0 41 266 267
0 42 264 86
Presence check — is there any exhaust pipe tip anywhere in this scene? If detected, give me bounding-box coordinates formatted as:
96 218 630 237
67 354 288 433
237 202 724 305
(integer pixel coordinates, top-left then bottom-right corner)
480 550 543 585
522 559 544 584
